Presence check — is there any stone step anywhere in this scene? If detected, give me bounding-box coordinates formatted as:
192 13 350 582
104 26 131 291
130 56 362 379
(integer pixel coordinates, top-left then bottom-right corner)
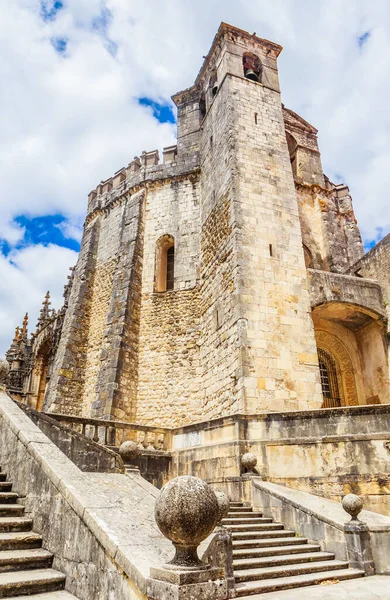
227 512 263 518
223 517 273 526
228 507 253 513
234 568 364 597
233 551 334 571
0 532 42 551
1 592 78 599
232 536 308 550
0 476 7 484
0 487 12 494
222 513 272 526
234 559 350 583
233 543 320 559
229 502 244 506
231 530 296 541
0 568 65 597
229 523 284 532
0 496 18 506
0 549 53 572
0 519 33 533
0 507 24 518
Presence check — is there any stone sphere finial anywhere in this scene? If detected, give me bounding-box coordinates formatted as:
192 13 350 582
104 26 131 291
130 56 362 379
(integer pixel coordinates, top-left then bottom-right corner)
214 490 230 524
342 494 364 521
0 359 9 387
155 475 219 570
241 452 257 474
119 440 141 464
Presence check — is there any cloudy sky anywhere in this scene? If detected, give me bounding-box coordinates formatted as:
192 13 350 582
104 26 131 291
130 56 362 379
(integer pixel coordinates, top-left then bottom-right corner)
1 0 389 354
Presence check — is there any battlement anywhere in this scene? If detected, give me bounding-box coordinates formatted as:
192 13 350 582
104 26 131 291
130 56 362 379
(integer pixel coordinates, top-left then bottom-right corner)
86 143 201 220
88 145 178 202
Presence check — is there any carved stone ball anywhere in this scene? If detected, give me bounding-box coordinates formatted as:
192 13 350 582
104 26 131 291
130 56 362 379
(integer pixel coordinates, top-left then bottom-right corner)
0 359 9 386
215 490 230 523
119 441 141 463
241 452 257 472
342 494 363 521
155 476 219 547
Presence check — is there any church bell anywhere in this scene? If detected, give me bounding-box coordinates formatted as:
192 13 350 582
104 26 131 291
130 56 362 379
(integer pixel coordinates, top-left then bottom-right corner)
245 69 259 82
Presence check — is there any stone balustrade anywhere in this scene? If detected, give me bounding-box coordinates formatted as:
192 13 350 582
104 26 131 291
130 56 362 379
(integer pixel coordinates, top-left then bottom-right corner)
46 413 171 452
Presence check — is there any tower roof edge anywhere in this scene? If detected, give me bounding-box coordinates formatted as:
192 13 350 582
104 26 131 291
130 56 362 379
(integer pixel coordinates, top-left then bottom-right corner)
194 22 283 86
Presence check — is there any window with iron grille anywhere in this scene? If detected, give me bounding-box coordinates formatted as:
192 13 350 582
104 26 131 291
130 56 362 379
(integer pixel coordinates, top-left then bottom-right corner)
318 348 341 408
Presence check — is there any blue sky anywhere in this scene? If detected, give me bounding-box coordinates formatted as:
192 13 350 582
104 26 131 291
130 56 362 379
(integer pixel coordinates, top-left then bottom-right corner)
1 0 390 353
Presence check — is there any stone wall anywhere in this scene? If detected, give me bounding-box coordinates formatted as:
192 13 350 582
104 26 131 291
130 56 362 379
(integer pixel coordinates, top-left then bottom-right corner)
228 74 322 412
168 406 390 516
351 233 390 310
44 219 101 415
136 178 202 427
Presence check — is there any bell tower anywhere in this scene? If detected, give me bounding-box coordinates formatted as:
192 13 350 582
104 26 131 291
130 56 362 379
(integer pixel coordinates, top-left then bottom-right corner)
190 24 322 415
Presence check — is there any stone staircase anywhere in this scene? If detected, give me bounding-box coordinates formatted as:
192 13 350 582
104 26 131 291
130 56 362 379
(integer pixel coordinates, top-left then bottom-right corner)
0 468 77 598
222 501 364 597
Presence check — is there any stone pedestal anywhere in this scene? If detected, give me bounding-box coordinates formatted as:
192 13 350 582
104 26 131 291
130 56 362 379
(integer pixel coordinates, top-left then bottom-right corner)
344 521 375 575
148 566 227 600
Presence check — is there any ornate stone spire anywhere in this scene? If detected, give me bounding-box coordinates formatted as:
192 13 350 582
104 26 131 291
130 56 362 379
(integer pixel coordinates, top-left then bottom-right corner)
21 313 28 341
36 291 51 332
12 326 20 344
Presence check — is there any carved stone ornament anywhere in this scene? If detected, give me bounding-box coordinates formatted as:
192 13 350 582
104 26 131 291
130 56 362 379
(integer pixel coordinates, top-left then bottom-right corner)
241 452 258 473
118 441 141 464
214 490 230 524
342 493 363 521
0 359 9 387
155 475 219 570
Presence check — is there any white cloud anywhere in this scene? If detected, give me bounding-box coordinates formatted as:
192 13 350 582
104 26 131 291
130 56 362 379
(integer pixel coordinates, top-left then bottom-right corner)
1 0 390 352
0 244 78 356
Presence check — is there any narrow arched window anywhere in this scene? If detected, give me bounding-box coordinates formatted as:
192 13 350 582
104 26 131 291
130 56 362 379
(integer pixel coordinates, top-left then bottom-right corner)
209 68 218 96
155 235 175 292
303 244 313 268
318 348 341 408
166 246 174 290
199 92 206 120
243 52 262 82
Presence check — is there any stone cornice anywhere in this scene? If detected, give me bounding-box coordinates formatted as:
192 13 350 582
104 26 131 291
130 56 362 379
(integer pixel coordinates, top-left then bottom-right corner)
294 181 334 198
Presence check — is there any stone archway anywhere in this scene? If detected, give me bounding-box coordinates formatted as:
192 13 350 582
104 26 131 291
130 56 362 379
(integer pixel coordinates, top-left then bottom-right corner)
315 329 359 407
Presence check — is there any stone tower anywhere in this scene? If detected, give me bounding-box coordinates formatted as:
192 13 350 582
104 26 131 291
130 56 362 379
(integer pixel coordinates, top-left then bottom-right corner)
7 23 389 427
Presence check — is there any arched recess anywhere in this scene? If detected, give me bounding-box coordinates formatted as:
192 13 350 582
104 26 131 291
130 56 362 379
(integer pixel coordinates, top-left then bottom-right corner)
155 235 175 292
315 329 359 407
243 52 262 82
303 244 313 268
312 302 389 406
286 131 298 177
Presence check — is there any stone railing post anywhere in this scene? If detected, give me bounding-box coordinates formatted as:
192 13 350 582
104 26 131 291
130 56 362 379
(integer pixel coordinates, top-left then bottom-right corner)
119 441 141 475
342 494 375 575
148 476 228 600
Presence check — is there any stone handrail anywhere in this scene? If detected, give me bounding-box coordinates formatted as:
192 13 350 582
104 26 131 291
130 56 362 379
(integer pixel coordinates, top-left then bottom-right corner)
46 413 172 452
252 478 390 575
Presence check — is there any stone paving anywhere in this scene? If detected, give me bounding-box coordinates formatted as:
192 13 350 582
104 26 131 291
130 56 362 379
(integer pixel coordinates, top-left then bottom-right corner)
257 576 390 599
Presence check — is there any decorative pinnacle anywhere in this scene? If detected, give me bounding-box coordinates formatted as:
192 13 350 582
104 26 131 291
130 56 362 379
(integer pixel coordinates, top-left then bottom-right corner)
36 291 52 331
13 326 20 344
21 313 28 339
